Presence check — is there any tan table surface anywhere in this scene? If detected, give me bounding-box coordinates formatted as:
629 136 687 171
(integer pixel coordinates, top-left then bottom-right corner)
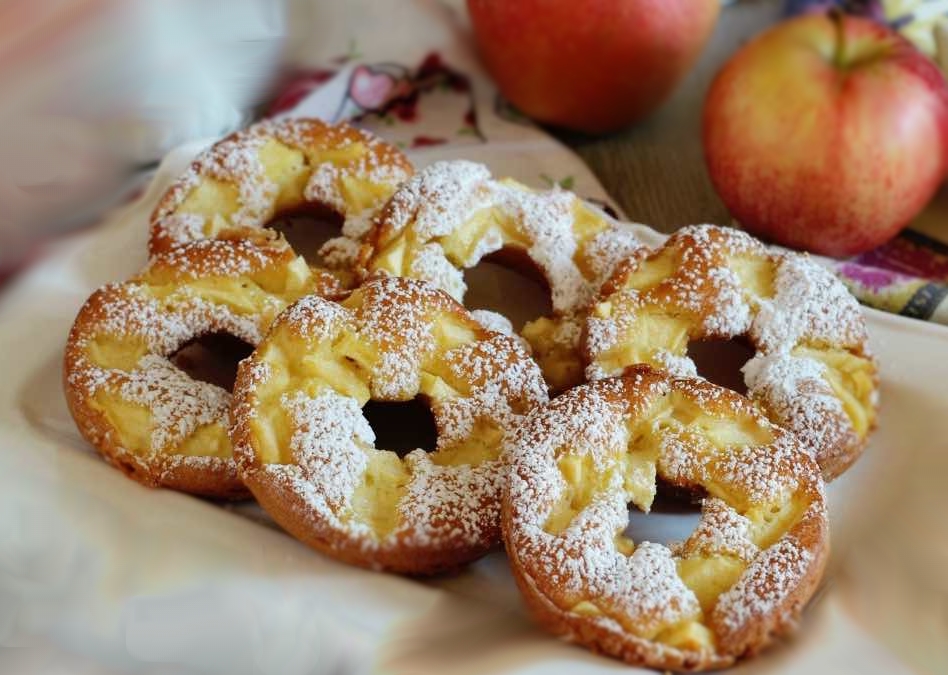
559 1 783 232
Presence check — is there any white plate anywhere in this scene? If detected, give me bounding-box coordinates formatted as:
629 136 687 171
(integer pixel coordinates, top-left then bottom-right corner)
1 144 946 675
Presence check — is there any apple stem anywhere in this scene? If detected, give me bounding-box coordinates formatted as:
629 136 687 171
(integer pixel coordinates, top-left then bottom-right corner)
830 8 846 69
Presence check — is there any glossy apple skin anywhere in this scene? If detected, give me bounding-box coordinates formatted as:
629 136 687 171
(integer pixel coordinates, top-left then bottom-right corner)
467 0 719 134
703 14 948 257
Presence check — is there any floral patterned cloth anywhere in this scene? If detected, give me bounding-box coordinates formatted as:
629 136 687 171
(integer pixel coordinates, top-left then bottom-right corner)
832 233 948 323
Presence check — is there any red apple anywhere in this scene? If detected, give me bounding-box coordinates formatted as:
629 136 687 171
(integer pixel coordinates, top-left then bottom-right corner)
467 0 720 134
703 13 948 257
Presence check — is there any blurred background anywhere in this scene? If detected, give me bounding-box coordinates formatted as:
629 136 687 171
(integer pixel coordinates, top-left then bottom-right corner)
0 0 286 272
3 1 948 269
2 2 948 672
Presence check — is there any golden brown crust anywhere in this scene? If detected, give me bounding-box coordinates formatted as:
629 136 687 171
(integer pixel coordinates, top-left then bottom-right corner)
583 224 879 480
506 561 732 671
148 117 414 272
502 368 830 671
63 239 338 498
230 276 549 574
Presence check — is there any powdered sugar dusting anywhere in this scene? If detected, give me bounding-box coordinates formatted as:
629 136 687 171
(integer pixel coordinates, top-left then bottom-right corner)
506 380 703 639
153 213 206 245
742 352 849 460
470 309 515 337
409 242 466 302
554 491 702 634
751 253 867 353
582 224 875 473
654 407 801 509
550 312 583 346
146 238 278 282
435 335 548 448
709 436 805 506
507 377 636 476
353 277 451 400
118 355 231 451
676 498 758 563
654 349 698 378
64 284 251 485
83 286 193 358
238 276 549 567
584 225 760 379
280 389 373 529
151 117 410 251
584 225 647 291
280 293 353 343
462 228 504 267
65 239 333 479
703 266 752 336
470 310 533 353
68 286 260 450
369 160 645 314
184 130 274 230
317 235 362 269
713 538 814 633
504 373 826 660
380 160 493 241
396 452 502 550
498 183 585 312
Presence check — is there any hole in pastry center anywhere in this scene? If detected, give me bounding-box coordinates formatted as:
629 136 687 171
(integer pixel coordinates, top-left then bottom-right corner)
266 206 344 268
625 482 703 546
362 396 438 456
686 338 754 396
170 332 254 392
463 251 552 331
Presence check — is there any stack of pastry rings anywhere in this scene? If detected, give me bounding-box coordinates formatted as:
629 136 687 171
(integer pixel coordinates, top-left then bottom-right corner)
356 159 649 391
581 224 878 479
61 117 882 670
359 175 878 480
65 117 415 497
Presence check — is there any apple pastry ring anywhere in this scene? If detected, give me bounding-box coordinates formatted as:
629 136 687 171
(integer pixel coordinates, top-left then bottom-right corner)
503 369 829 671
149 117 414 272
230 276 548 574
358 160 646 390
63 239 342 498
583 224 878 479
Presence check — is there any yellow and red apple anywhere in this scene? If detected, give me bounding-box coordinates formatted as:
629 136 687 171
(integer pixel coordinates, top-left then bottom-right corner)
467 0 720 134
703 13 948 256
